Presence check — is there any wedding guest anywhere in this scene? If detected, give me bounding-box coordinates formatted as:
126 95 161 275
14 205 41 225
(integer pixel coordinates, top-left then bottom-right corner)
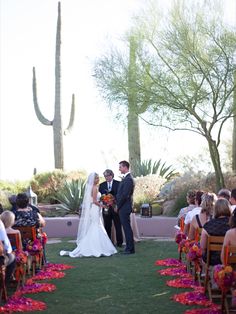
9 193 40 214
14 193 45 228
217 188 231 201
229 188 236 213
184 190 204 235
116 160 135 254
0 210 22 250
200 198 231 265
177 190 197 224
8 194 17 214
0 219 16 286
99 169 123 247
221 207 236 264
188 192 216 240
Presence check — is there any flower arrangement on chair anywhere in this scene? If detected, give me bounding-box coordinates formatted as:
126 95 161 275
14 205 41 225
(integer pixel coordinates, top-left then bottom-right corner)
15 250 28 265
26 239 43 255
175 231 187 244
213 265 235 293
186 242 202 262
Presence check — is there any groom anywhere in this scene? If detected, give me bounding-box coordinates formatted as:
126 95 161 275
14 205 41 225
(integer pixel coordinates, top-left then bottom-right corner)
99 169 123 247
116 160 135 254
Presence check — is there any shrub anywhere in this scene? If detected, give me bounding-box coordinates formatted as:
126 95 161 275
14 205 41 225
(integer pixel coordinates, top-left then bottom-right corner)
30 170 68 203
133 159 179 180
55 179 86 214
133 175 166 210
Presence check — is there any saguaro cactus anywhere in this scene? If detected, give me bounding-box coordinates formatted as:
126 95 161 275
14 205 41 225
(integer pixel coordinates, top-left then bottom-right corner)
32 2 75 169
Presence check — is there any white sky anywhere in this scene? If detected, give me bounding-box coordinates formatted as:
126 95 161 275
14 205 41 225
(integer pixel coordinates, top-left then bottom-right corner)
0 0 235 181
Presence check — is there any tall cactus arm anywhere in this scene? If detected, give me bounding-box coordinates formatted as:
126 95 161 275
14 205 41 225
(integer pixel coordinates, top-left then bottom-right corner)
32 67 53 126
64 93 75 135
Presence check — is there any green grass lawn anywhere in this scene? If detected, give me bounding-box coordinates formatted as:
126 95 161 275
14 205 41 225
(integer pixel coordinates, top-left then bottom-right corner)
24 239 203 314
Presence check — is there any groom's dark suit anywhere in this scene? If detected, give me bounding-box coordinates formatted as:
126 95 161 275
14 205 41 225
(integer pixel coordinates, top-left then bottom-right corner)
99 179 123 246
116 173 135 253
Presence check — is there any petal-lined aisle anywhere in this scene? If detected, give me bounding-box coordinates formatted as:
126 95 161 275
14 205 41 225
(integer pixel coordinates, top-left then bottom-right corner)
155 258 222 314
0 263 74 312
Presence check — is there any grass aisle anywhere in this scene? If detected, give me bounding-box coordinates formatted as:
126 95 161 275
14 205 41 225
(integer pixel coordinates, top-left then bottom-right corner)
29 239 198 314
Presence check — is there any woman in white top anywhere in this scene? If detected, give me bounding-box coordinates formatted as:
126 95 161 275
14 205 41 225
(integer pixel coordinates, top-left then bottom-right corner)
0 219 16 285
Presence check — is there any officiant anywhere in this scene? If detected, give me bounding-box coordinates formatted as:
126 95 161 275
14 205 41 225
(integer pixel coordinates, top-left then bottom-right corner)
99 169 123 247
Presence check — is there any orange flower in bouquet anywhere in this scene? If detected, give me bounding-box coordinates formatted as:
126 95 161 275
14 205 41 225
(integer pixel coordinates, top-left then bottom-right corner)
100 193 115 207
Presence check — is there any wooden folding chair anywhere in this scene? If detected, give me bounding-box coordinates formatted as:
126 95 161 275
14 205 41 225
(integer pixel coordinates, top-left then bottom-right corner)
7 233 26 289
204 235 224 301
13 226 43 276
221 246 236 314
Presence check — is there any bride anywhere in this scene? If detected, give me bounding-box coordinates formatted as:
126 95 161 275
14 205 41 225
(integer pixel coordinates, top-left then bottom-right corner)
60 172 117 257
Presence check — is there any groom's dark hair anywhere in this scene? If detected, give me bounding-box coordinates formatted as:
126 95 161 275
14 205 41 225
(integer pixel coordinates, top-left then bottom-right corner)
119 160 130 169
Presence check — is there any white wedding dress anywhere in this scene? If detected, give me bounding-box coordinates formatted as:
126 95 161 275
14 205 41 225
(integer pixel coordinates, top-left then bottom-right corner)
60 192 117 258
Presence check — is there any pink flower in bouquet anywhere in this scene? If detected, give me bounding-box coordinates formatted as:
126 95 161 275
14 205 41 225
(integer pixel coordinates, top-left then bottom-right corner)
15 250 28 264
175 231 186 244
26 239 43 253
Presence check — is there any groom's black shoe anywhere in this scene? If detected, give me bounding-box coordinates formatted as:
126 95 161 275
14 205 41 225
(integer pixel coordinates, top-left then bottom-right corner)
117 243 123 248
120 250 135 255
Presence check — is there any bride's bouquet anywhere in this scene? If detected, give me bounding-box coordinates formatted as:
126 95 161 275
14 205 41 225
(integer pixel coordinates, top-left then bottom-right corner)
100 193 116 214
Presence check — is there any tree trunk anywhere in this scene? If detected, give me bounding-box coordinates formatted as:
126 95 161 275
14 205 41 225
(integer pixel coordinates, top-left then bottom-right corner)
207 137 225 191
127 35 141 174
128 110 140 175
232 69 236 173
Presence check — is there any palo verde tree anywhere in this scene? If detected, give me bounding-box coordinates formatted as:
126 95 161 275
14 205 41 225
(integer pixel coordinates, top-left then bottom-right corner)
93 31 153 176
32 2 75 169
135 0 236 190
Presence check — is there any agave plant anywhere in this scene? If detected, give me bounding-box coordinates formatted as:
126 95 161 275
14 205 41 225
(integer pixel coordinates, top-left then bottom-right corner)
55 179 86 214
133 159 178 180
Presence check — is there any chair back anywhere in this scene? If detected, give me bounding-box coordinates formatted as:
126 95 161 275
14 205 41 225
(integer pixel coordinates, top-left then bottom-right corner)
224 245 236 266
206 235 224 262
7 233 22 251
204 235 225 298
13 226 37 242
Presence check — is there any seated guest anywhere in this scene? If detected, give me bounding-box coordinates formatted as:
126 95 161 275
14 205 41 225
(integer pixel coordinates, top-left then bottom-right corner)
184 190 204 235
0 210 22 250
8 194 17 214
200 198 231 266
14 193 46 264
14 193 45 228
9 194 40 214
0 219 16 286
177 190 197 224
188 192 216 240
217 188 231 201
221 208 236 264
229 188 236 213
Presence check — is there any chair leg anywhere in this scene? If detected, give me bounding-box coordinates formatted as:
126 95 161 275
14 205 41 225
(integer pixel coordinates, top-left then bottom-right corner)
0 267 7 303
